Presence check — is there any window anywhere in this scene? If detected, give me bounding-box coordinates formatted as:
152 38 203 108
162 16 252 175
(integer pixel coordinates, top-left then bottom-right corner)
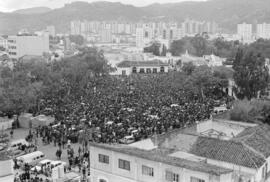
262 163 268 179
122 70 126 76
142 165 154 177
132 67 137 73
190 177 205 182
118 159 130 171
98 154 109 164
139 68 145 73
146 68 151 74
166 171 179 182
153 68 157 73
160 67 165 73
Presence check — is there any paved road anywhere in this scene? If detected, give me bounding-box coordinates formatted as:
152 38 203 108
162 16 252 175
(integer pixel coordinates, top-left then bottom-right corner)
5 128 82 164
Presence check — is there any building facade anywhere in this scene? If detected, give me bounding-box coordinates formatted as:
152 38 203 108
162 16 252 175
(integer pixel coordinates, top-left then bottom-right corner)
257 23 270 39
90 143 233 182
112 60 170 76
8 34 49 59
237 23 253 43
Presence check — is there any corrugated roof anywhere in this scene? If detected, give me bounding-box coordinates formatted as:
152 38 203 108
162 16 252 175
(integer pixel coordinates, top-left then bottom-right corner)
90 142 232 176
117 60 169 68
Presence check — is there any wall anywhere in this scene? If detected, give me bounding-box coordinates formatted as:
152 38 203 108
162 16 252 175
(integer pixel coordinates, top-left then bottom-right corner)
207 158 256 182
0 118 13 130
0 159 14 177
111 67 132 76
90 146 230 182
8 35 49 59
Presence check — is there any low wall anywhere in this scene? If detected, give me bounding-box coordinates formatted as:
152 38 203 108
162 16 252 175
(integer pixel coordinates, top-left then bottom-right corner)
0 118 14 130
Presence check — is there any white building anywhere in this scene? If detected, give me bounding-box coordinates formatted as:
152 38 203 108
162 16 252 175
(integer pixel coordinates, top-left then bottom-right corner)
46 25 56 37
70 20 81 35
8 34 49 59
112 60 169 76
0 152 14 182
100 28 112 43
237 23 253 43
90 118 270 182
136 28 144 48
257 23 270 39
203 54 226 67
0 37 8 50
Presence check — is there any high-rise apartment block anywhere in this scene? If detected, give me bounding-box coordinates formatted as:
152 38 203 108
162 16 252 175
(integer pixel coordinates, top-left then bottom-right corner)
69 20 219 47
237 23 253 43
257 23 270 39
182 19 219 36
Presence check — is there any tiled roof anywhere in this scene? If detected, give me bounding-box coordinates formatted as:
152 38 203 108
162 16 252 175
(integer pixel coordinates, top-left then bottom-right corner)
90 142 232 176
189 136 265 169
117 60 169 68
149 127 267 169
234 124 270 158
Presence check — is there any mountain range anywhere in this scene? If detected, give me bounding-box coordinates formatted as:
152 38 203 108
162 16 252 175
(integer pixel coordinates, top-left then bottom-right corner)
12 7 52 15
1 0 270 35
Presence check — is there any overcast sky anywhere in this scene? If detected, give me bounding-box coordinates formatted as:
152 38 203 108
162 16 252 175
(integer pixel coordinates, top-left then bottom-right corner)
0 0 206 12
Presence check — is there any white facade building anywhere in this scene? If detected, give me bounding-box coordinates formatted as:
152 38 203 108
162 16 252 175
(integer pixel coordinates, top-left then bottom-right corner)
136 28 144 48
0 37 8 50
257 23 270 39
112 60 169 76
90 142 233 182
100 28 112 43
237 23 253 43
8 34 49 59
90 120 270 182
70 20 81 35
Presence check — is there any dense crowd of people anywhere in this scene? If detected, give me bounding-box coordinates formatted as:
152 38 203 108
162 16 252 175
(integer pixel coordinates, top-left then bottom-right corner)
33 74 231 145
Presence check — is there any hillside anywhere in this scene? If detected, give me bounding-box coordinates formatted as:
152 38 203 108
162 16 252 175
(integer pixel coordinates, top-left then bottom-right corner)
13 7 52 14
1 0 270 35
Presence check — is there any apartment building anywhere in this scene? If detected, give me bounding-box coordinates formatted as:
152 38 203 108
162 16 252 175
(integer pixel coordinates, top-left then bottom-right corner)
8 34 49 59
257 23 270 39
0 36 8 50
237 23 253 43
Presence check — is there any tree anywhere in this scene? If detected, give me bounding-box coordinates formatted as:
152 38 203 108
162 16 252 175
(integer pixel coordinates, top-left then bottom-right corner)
144 42 161 56
190 35 208 57
230 99 270 123
248 39 270 58
69 35 84 45
161 45 167 56
0 66 42 116
184 66 215 99
170 38 196 56
182 62 196 75
233 49 269 100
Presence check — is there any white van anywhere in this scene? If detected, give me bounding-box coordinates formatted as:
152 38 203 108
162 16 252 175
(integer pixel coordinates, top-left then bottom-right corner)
120 135 135 144
51 161 67 169
8 139 29 151
213 106 228 114
17 151 45 167
30 159 53 173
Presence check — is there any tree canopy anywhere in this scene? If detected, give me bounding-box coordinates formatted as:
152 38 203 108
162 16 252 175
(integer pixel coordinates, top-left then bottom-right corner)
0 47 111 116
233 49 269 100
